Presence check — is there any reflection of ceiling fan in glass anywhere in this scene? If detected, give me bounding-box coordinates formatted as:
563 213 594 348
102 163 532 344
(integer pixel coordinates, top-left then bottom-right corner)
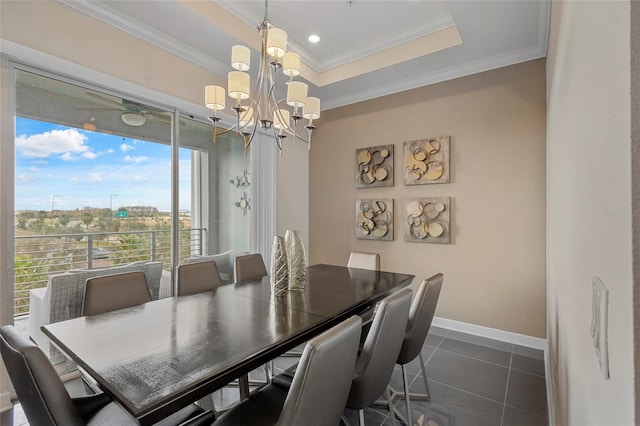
79 92 171 127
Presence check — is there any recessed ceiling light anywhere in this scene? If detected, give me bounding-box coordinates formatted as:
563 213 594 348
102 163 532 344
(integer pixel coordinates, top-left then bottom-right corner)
308 34 320 43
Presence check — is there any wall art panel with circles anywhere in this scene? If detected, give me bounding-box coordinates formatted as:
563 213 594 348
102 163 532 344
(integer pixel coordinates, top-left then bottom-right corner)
403 136 450 185
355 199 394 241
403 197 451 244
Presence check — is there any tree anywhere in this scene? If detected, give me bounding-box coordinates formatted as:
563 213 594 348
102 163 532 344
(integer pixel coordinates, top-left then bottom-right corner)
59 214 70 228
82 212 93 230
114 233 149 264
17 214 28 230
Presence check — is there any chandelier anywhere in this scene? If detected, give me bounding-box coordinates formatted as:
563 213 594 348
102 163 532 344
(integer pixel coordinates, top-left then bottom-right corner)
205 0 320 154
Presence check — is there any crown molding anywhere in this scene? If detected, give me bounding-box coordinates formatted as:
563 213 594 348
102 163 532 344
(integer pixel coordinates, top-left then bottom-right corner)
55 0 229 77
217 0 454 72
305 15 456 72
537 0 551 56
322 43 547 111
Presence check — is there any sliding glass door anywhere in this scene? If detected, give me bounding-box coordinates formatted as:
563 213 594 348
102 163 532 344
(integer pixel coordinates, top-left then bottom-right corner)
12 67 249 366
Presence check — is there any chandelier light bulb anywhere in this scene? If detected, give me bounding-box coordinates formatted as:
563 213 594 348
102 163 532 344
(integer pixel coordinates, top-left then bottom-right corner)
205 85 226 111
266 27 287 58
231 45 250 71
302 97 320 120
283 52 300 77
228 71 250 101
286 81 308 108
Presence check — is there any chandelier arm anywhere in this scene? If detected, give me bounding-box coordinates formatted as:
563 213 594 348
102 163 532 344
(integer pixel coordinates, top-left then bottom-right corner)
272 97 310 144
242 118 259 155
271 125 283 153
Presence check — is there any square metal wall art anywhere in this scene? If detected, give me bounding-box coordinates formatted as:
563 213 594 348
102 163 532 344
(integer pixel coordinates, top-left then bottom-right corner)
355 199 394 241
403 136 450 185
356 144 394 188
403 197 450 244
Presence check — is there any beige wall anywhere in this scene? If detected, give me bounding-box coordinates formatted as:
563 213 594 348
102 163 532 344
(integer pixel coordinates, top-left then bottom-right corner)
546 1 634 425
310 59 547 338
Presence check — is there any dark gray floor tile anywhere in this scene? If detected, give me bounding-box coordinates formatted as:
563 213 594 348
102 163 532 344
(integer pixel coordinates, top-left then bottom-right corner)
511 353 545 376
425 333 445 348
512 345 544 360
425 349 509 402
506 369 548 418
394 380 504 426
439 337 512 366
502 406 548 426
446 330 513 352
428 326 449 337
342 407 387 426
0 403 27 426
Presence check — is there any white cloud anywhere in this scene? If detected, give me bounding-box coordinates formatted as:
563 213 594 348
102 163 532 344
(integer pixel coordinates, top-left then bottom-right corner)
16 174 35 184
16 129 90 159
60 152 76 161
124 155 148 163
132 175 148 181
82 152 98 159
89 173 103 182
69 176 78 181
29 166 39 172
121 144 134 152
107 149 115 154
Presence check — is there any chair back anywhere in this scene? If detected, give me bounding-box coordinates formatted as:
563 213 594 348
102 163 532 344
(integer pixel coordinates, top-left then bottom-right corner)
234 253 268 283
0 325 83 426
347 288 412 409
82 271 152 316
347 251 380 271
176 260 222 296
398 273 444 364
277 316 362 426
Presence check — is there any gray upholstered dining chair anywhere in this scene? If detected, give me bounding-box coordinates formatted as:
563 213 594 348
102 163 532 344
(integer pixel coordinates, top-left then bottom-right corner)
211 315 362 426
0 325 214 426
82 271 152 316
390 273 444 425
347 251 380 271
345 288 412 426
234 253 268 283
176 260 222 296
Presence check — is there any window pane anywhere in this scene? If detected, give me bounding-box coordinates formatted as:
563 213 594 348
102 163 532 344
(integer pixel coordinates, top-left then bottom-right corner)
14 70 175 368
178 117 250 285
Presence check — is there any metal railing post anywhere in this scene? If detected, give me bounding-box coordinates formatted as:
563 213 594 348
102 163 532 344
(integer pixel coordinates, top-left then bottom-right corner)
87 235 93 269
151 231 157 261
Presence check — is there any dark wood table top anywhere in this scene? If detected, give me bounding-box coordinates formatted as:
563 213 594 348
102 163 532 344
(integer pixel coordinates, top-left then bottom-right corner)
42 264 414 425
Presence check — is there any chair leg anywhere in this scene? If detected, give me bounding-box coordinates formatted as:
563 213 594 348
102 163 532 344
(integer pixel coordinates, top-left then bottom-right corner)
358 409 366 426
386 386 397 426
238 374 250 400
418 351 431 401
402 365 412 426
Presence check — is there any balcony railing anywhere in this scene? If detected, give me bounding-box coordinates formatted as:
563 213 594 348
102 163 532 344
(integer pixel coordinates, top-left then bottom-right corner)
14 228 206 318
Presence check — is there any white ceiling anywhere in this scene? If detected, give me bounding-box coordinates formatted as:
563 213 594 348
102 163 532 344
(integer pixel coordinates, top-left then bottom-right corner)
57 0 550 111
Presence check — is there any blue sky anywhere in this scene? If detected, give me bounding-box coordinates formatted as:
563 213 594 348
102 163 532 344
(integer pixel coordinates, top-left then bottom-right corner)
15 117 192 212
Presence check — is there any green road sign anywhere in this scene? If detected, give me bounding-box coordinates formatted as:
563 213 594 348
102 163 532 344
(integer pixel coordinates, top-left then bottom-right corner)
115 210 129 218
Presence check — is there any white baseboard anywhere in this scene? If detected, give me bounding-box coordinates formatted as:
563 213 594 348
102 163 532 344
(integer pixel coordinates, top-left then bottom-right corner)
0 390 12 413
431 316 547 350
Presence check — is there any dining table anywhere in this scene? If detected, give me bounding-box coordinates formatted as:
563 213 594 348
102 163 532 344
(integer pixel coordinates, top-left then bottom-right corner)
42 263 415 425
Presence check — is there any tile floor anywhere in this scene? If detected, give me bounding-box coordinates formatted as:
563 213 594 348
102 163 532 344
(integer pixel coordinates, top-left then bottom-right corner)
1 326 548 426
